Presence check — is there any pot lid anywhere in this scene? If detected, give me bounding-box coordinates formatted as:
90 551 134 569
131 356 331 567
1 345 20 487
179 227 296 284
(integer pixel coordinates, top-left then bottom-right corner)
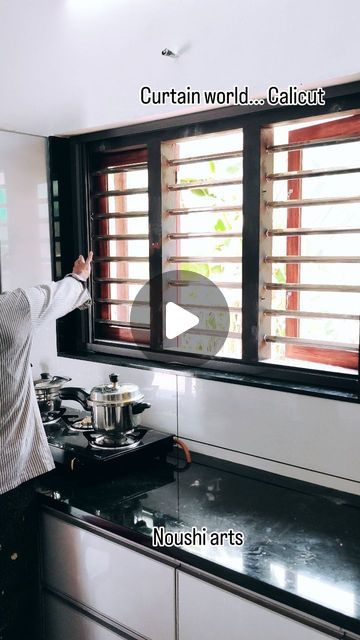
34 372 72 390
89 374 144 405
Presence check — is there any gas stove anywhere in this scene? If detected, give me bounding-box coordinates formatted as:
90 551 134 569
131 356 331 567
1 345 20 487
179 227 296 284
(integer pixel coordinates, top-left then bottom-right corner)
44 409 174 471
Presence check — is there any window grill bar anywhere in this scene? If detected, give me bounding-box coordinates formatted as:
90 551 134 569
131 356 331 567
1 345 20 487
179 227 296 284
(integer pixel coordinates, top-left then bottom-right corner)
95 319 149 329
97 300 242 310
92 187 148 198
264 309 359 321
169 280 242 289
168 256 242 263
167 205 242 215
91 162 147 176
94 256 149 263
168 231 242 240
93 211 148 220
168 178 242 191
265 256 360 264
184 328 241 339
266 227 360 237
266 195 360 208
94 277 147 285
264 335 358 352
267 134 360 153
96 298 149 306
180 303 242 313
168 150 243 166
94 234 149 241
265 283 360 293
266 166 360 181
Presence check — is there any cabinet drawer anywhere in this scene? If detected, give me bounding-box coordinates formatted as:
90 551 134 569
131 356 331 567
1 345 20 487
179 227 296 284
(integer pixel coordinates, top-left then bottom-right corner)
178 573 334 640
41 513 175 640
44 592 126 640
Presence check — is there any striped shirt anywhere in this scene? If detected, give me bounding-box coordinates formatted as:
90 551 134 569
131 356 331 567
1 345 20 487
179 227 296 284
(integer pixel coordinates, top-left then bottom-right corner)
0 275 90 494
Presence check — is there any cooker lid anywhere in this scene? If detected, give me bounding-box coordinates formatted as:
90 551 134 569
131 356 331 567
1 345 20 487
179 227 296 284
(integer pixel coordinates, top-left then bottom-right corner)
89 373 144 405
34 372 72 390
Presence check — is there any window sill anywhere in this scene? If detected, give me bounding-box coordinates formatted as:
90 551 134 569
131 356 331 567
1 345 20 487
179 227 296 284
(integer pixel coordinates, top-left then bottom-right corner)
58 349 360 405
263 357 357 376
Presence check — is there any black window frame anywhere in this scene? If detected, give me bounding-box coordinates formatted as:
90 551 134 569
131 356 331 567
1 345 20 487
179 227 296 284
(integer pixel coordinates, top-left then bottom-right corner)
48 80 360 402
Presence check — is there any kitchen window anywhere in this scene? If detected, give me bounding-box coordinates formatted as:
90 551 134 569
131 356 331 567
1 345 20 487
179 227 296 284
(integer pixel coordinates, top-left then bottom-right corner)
50 82 360 398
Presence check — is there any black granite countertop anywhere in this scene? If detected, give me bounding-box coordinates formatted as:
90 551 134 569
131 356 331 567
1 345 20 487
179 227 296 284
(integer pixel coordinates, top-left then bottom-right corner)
37 450 360 635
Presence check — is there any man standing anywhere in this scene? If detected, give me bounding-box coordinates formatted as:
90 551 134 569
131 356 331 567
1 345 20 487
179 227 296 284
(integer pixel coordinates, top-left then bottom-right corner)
0 252 93 639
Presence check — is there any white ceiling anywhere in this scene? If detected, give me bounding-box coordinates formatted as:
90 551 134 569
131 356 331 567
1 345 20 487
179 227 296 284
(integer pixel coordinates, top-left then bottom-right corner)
0 0 359 136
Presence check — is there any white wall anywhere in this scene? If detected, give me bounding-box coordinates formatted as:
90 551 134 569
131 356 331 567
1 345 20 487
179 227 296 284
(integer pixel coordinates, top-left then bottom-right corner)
0 0 359 136
0 132 50 290
1 130 360 496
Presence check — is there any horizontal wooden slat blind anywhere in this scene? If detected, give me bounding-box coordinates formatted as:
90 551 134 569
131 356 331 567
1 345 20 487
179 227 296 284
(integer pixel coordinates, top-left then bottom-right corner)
260 113 360 370
90 147 150 345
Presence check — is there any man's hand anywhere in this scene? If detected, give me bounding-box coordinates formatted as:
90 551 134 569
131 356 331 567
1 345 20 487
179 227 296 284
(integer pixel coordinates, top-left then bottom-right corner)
72 251 93 281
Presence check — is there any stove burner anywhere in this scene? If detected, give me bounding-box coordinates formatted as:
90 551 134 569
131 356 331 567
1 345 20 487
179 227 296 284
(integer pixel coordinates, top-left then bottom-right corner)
88 431 143 450
68 416 94 432
41 408 66 426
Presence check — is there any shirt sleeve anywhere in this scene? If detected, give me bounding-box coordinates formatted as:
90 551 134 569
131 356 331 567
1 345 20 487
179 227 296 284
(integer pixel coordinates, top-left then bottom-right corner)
23 274 91 330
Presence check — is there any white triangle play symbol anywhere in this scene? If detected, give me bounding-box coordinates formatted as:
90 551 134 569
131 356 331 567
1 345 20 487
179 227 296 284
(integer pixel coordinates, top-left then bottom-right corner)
165 302 199 340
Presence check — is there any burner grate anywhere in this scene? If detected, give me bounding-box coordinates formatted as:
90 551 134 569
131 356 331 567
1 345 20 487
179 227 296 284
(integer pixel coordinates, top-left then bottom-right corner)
41 408 66 426
87 430 144 450
68 416 94 432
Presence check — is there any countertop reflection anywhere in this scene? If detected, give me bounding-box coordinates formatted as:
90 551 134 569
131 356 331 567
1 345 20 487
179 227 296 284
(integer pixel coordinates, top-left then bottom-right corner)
37 451 360 633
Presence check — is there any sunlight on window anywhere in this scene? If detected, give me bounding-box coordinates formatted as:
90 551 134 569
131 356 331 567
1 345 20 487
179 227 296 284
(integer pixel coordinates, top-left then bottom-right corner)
162 130 243 359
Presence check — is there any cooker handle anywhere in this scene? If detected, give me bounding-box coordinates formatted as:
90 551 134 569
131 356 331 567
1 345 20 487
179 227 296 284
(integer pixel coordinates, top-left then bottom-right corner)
132 402 151 415
59 387 90 410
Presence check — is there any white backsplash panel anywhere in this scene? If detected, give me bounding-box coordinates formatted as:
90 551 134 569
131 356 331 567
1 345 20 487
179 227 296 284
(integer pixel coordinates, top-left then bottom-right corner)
177 375 360 490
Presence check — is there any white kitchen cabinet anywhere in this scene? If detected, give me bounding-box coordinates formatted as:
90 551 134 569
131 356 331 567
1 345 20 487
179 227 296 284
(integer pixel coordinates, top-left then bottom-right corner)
44 592 126 640
178 572 335 640
41 512 175 640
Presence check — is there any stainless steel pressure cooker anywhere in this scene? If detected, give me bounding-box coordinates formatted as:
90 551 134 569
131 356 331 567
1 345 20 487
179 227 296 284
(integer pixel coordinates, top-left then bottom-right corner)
60 373 151 435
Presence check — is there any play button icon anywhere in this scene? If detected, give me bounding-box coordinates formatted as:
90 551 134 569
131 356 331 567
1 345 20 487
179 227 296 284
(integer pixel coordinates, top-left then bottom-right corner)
130 269 231 365
165 302 199 340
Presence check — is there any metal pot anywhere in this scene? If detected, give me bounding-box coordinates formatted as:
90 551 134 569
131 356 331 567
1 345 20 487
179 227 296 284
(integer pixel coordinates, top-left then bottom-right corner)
34 373 72 414
88 373 150 434
59 374 151 434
